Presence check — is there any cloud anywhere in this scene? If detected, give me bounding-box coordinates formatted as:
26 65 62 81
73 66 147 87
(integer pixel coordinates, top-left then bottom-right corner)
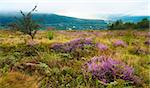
0 0 149 19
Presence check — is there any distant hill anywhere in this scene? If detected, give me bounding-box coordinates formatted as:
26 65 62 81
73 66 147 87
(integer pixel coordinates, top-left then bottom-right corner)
0 13 107 30
107 16 150 23
0 12 149 30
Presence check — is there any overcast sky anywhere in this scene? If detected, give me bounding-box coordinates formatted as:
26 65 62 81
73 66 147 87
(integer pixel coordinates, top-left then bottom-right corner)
0 0 149 19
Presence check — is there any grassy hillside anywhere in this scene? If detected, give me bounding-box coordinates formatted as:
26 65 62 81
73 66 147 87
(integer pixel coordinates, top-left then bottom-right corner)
0 29 149 88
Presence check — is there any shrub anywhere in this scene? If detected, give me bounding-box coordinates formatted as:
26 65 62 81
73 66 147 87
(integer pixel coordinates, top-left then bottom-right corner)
0 55 19 74
50 38 98 58
83 56 141 85
113 40 127 47
47 31 54 40
97 43 108 51
0 56 17 68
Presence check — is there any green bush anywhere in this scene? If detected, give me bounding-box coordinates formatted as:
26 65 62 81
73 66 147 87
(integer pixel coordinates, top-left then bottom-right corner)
47 31 54 40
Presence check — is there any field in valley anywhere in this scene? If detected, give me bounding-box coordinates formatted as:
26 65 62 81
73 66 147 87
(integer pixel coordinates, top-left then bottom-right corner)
0 29 149 88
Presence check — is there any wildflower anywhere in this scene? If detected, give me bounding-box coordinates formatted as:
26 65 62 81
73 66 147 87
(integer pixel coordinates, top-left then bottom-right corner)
50 43 63 52
97 43 108 51
113 40 127 47
84 56 140 84
51 38 95 52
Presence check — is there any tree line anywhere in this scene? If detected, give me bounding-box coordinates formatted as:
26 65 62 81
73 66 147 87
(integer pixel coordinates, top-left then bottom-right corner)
108 18 149 30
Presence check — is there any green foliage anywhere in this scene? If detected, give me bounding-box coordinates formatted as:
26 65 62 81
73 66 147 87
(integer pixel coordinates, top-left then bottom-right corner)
109 20 125 30
47 31 54 40
136 18 150 29
0 55 20 75
121 30 134 45
37 62 51 75
106 79 133 88
0 30 149 88
109 18 149 30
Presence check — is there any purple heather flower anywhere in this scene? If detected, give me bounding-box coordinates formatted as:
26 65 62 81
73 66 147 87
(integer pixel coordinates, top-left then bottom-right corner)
50 43 63 52
84 56 140 84
85 38 93 45
97 43 108 51
50 38 96 57
113 40 127 47
69 38 82 45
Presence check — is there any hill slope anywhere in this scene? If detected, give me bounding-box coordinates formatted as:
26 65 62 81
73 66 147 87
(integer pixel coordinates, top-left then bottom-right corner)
0 13 107 30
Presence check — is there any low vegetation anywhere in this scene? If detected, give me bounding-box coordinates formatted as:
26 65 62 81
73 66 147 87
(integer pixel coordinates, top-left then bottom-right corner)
0 29 149 88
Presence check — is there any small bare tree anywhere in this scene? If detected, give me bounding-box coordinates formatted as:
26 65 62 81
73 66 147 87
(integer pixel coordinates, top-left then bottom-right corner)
13 5 40 40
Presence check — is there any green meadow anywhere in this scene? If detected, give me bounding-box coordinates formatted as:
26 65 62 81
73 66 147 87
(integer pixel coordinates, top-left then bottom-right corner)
0 29 149 88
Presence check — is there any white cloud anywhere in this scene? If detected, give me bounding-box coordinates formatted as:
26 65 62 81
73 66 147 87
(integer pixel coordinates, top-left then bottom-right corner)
0 0 147 3
0 0 149 19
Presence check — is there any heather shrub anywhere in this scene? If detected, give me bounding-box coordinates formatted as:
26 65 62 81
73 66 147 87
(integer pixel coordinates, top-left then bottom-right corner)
113 40 127 47
97 43 108 51
83 56 141 85
50 38 98 59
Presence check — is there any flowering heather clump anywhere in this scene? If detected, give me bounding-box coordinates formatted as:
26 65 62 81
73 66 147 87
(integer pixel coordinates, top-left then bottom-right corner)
50 38 97 58
50 43 64 52
51 38 95 52
64 38 95 52
83 56 140 84
113 40 127 47
97 43 108 51
144 40 150 46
